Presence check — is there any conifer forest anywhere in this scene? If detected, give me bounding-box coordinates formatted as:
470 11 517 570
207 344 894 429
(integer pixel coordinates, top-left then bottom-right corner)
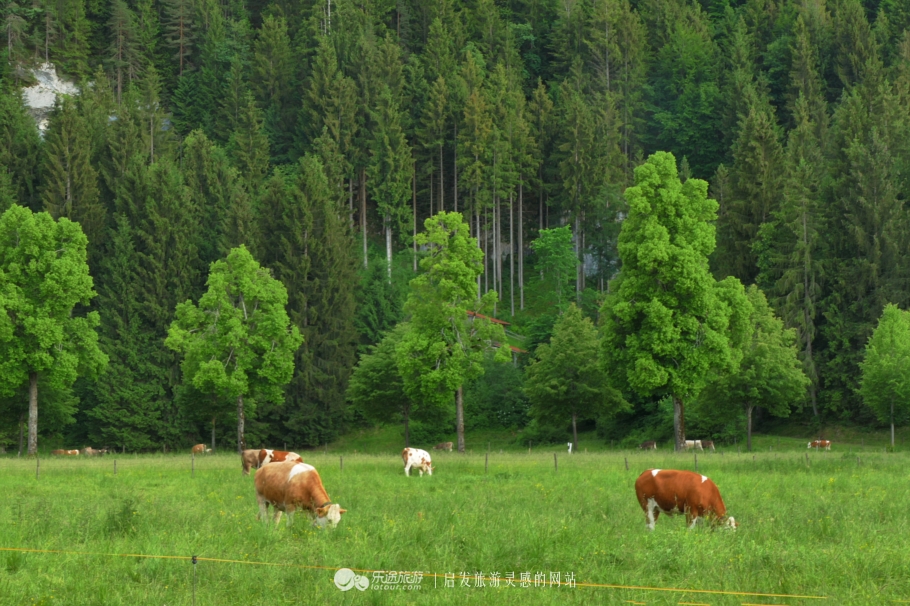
1 0 910 455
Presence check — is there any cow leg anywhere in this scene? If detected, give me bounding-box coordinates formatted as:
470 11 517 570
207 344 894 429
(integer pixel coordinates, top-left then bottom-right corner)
645 498 659 531
273 510 283 526
256 495 269 521
285 506 294 527
404 463 411 476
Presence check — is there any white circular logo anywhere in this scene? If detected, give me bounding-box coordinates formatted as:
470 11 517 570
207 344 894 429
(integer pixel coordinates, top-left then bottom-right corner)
334 568 369 591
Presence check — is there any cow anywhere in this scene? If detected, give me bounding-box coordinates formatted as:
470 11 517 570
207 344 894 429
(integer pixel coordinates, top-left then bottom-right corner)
83 447 106 456
258 449 303 467
254 460 346 528
808 440 832 451
51 449 79 455
402 447 434 476
433 442 454 452
639 440 657 450
634 469 737 531
191 444 211 455
241 449 261 475
567 442 573 454
683 440 704 451
701 440 716 453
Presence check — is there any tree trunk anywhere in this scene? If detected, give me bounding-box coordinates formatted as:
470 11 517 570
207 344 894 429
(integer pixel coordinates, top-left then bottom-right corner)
360 168 367 268
237 394 246 454
385 213 392 282
509 191 514 316
211 416 216 452
572 411 578 452
519 180 524 310
746 404 754 452
404 407 410 448
456 385 465 453
672 395 685 452
27 371 38 456
18 412 24 457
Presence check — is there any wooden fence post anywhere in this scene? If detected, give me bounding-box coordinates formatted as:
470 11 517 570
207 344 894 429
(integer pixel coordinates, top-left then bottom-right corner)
554 453 558 472
624 457 629 471
485 452 488 473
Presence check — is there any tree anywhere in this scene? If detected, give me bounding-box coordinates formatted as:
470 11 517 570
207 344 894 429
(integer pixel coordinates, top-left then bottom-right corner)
698 286 809 451
396 211 508 453
166 245 303 453
348 323 443 447
525 303 626 451
0 205 107 455
860 304 910 448
600 152 750 451
41 97 106 266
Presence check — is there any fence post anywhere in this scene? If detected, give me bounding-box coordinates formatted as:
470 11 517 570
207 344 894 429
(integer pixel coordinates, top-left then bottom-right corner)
340 455 343 472
36 455 39 479
528 441 531 454
624 457 629 471
694 453 698 472
485 452 488 473
192 555 197 606
554 453 558 472
805 453 810 467
192 453 195 478
114 459 117 475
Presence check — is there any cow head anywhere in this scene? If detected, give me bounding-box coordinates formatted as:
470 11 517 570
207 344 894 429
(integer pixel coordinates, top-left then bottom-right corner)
314 503 347 528
720 516 737 530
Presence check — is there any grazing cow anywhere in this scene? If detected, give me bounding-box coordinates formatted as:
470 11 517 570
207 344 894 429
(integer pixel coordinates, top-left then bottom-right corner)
634 469 737 531
683 440 704 451
567 442 573 454
83 446 107 456
639 440 657 450
808 440 832 451
241 449 261 475
433 442 454 452
258 449 303 467
254 460 346 527
701 440 716 453
51 449 79 455
402 448 434 476
191 444 212 455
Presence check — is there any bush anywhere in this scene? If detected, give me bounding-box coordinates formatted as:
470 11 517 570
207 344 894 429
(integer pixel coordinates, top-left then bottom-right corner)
515 419 567 446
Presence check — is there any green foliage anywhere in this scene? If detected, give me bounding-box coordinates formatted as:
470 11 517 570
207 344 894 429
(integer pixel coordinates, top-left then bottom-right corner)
0 205 107 454
525 304 627 446
860 304 910 444
697 285 809 449
601 152 750 449
166 245 303 449
463 353 530 430
528 225 576 310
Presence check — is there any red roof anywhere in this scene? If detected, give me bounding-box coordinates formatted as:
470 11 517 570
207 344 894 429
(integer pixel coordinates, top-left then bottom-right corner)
466 310 510 325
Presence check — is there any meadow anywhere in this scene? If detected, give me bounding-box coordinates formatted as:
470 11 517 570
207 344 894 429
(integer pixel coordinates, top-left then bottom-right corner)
0 441 908 605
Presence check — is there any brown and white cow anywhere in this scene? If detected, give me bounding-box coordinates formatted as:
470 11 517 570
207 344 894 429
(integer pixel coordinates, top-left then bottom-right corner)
51 449 79 455
258 449 303 467
191 444 211 455
241 449 261 475
639 440 657 450
433 441 454 452
634 469 737 531
83 446 107 456
808 440 832 451
254 460 346 528
683 440 704 451
402 447 433 476
701 440 716 453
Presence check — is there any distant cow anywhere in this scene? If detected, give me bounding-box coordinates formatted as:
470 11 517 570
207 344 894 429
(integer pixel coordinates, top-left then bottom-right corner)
639 441 657 450
567 442 573 454
808 440 832 451
701 440 715 453
683 440 704 451
402 447 433 476
634 469 737 531
51 449 79 455
433 442 454 452
254 460 346 527
241 449 261 475
83 447 106 456
191 444 211 455
258 449 303 467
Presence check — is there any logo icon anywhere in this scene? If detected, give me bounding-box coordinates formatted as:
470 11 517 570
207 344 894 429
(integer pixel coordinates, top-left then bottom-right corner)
334 568 369 591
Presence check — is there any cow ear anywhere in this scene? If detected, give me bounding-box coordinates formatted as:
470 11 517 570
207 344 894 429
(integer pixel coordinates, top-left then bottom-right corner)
316 506 328 517
339 509 348 515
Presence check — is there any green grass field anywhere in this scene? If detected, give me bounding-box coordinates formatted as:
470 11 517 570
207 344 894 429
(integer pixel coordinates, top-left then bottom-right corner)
0 444 908 605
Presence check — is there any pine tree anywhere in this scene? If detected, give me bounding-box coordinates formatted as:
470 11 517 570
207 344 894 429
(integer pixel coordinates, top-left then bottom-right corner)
41 97 106 265
251 13 296 163
107 0 139 105
161 0 196 77
0 85 42 211
228 93 270 195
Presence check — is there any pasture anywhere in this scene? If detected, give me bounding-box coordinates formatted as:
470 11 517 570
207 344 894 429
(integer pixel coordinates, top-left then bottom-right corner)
0 446 907 605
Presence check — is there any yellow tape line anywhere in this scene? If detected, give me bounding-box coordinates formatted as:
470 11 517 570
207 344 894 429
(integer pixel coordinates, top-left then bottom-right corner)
0 546 828 599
